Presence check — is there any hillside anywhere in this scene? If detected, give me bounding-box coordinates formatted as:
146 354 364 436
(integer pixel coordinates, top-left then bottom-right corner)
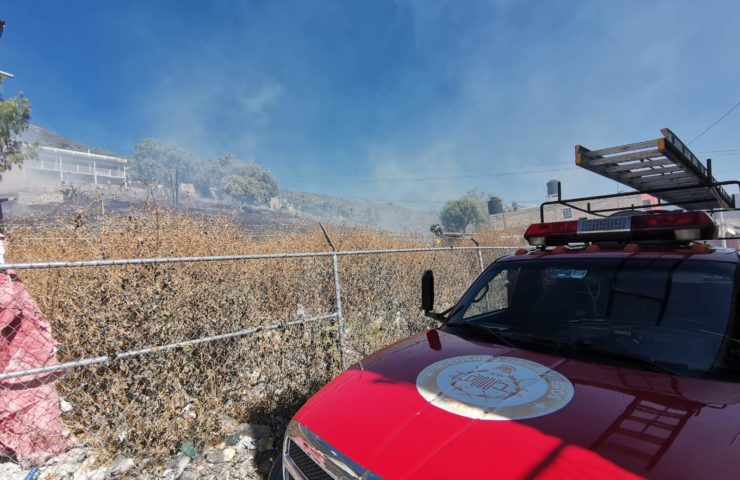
12 125 440 233
20 124 118 156
281 190 437 233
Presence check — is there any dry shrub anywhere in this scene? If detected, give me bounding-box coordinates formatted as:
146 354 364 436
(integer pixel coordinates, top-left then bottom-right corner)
475 227 527 247
4 209 518 462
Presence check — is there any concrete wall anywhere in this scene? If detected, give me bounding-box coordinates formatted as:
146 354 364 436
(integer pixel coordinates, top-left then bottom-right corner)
488 194 658 230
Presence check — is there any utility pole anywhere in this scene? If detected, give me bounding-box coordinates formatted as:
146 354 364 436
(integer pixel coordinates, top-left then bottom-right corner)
0 20 14 80
718 210 727 248
171 166 179 208
0 197 9 234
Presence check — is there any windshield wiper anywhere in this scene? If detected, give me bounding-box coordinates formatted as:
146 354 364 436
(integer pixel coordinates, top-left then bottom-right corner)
504 333 681 375
452 322 516 348
570 341 682 376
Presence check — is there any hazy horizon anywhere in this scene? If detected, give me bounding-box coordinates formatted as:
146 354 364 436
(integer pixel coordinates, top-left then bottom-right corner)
2 1 739 209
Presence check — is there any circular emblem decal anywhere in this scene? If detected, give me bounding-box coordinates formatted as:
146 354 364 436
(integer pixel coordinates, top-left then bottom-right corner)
416 355 574 420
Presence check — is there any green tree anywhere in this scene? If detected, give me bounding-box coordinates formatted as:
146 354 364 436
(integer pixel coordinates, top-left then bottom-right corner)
129 139 279 205
218 155 278 205
440 197 487 232
0 80 33 178
131 139 200 190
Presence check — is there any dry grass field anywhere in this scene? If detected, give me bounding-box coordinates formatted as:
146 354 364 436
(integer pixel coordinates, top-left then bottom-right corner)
4 207 522 462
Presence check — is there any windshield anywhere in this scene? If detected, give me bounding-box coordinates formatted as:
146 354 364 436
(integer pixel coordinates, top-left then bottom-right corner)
446 258 740 381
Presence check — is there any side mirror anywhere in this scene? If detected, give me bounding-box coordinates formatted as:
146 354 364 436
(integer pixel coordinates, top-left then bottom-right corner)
421 270 435 312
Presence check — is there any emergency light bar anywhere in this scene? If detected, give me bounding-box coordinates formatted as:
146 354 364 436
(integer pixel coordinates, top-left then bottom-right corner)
524 211 717 247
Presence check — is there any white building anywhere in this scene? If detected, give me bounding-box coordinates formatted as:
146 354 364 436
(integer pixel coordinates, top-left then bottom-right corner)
25 145 127 186
1 146 127 194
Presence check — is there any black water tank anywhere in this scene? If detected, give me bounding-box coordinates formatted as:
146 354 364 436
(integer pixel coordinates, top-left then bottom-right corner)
487 196 504 214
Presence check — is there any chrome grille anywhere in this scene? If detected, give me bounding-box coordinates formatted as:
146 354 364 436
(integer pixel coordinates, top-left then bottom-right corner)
284 421 381 479
288 440 333 480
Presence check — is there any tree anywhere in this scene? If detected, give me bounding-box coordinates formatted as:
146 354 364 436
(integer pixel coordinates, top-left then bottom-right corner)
131 139 200 190
440 197 487 232
129 139 279 205
219 155 278 205
0 80 33 179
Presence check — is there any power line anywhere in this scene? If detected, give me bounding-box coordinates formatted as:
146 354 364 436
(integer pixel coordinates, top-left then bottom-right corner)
697 149 740 154
702 152 740 157
277 159 571 182
689 100 740 144
280 166 572 185
279 145 738 183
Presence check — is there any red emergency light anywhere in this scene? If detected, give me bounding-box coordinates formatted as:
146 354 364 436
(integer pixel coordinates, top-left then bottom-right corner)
524 211 717 247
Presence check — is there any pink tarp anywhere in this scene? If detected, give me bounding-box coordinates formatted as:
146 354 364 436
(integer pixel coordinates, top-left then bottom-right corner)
0 271 68 465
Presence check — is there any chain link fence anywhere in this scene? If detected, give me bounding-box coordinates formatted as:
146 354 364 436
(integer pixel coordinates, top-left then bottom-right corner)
0 214 520 475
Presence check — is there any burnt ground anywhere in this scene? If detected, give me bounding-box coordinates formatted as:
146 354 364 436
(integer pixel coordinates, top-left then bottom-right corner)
1 193 316 235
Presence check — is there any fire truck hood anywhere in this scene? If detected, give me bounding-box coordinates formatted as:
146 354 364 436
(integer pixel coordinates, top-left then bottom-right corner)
293 330 740 480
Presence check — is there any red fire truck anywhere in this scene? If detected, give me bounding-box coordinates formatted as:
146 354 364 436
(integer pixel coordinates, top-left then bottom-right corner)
271 130 740 479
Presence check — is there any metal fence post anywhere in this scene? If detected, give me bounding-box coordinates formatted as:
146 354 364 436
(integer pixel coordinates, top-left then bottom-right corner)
470 237 485 273
319 223 346 370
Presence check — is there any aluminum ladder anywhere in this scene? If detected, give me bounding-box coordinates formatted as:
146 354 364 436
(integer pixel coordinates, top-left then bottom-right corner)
576 128 734 211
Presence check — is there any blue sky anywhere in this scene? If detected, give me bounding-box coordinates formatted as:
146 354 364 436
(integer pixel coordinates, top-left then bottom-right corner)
2 1 740 210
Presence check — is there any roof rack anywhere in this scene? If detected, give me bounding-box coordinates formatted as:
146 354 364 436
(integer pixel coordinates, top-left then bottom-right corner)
538 180 740 223
576 128 734 211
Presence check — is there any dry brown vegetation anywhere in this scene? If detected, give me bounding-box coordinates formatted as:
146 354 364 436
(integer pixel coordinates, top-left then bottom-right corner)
4 208 521 463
